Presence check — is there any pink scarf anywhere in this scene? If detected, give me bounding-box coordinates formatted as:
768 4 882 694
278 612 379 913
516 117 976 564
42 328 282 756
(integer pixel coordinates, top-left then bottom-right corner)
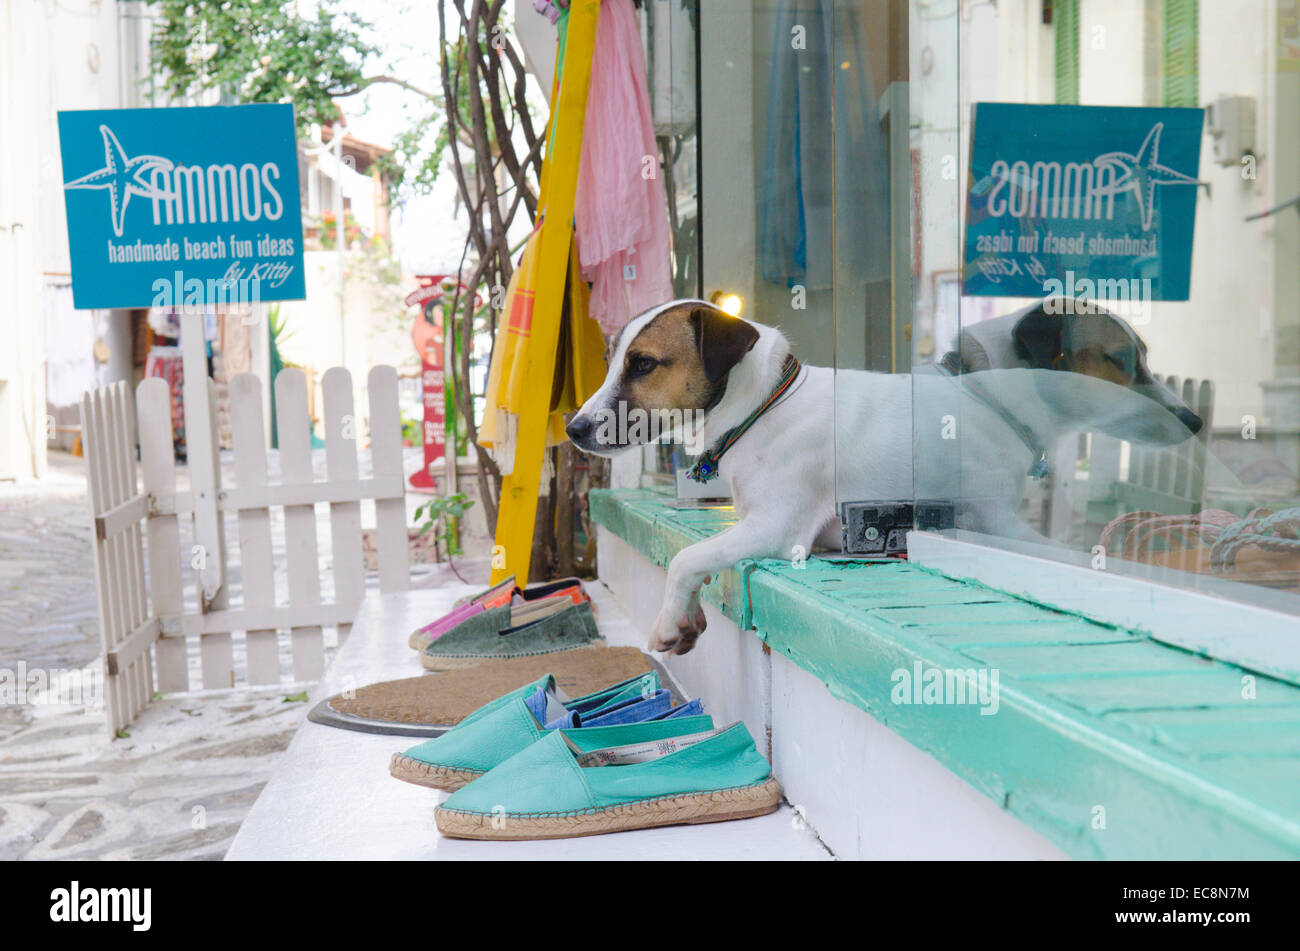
572 0 674 334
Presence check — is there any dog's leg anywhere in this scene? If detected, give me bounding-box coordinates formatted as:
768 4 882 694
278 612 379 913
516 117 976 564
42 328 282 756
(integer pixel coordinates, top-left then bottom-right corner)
651 510 819 655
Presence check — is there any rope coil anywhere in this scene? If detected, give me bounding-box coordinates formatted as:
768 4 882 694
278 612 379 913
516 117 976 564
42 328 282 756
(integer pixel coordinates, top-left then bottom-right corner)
1099 506 1300 570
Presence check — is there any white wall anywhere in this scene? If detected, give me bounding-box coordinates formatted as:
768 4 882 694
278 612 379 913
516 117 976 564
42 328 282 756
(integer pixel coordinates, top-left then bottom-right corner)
276 250 417 439
1078 0 1149 107
38 0 133 277
0 0 46 479
512 0 557 104
4 0 155 479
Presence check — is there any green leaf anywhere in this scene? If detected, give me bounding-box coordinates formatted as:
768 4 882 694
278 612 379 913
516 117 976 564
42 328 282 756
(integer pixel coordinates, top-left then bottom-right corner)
149 0 380 137
283 691 309 703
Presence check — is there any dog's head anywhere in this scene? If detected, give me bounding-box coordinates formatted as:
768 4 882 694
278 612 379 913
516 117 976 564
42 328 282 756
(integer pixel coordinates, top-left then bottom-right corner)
1009 301 1203 444
566 299 759 455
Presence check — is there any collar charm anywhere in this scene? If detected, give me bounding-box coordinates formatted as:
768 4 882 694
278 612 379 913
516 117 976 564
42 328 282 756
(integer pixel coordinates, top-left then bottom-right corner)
686 354 801 484
1027 451 1051 481
688 457 720 483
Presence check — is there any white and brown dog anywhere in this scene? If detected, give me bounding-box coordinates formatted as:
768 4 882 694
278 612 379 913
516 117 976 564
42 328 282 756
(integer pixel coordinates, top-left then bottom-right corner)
566 298 1201 656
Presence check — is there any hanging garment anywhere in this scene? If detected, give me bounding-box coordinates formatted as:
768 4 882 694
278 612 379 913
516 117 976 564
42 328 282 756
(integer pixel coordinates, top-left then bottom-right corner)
533 0 569 25
760 0 891 290
145 345 186 455
479 225 607 473
566 0 674 333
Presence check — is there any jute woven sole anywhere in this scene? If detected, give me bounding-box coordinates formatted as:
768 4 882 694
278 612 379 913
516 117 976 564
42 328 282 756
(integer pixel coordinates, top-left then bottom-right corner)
389 753 483 792
435 776 783 840
420 640 606 672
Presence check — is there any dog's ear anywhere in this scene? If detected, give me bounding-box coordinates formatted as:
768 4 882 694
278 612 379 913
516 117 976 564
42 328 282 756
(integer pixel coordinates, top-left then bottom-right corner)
690 305 760 383
1013 304 1065 369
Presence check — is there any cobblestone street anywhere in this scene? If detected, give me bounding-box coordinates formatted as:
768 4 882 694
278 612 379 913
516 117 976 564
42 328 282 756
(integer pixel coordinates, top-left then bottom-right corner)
0 454 307 859
0 451 467 860
0 454 101 743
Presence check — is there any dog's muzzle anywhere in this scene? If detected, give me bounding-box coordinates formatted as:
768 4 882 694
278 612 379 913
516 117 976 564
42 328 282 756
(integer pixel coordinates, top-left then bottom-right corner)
1133 381 1204 440
565 412 625 456
1174 405 1204 436
565 414 596 449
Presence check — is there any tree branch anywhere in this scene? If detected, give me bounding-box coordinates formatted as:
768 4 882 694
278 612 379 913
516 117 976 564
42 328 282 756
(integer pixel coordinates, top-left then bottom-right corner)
439 5 489 261
460 0 508 274
329 74 440 101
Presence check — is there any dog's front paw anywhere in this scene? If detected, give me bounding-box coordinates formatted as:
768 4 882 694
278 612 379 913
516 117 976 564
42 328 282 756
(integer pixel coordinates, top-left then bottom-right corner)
648 601 707 655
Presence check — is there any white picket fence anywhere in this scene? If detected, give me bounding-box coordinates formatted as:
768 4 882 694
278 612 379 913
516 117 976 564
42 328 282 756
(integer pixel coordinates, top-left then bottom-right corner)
81 365 410 736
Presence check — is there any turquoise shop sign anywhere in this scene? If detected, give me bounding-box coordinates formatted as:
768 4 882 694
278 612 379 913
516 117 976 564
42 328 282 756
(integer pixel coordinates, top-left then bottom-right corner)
963 103 1205 301
57 103 305 310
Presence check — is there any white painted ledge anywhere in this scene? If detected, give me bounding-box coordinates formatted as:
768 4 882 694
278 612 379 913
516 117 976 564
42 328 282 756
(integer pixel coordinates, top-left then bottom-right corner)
906 530 1300 687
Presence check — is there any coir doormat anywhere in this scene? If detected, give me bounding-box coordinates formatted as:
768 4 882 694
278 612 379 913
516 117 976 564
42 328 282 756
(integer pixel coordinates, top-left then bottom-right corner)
307 646 654 737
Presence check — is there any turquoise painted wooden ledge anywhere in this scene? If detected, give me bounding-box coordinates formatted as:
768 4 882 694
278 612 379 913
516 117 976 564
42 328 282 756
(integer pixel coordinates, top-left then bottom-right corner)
590 487 1300 859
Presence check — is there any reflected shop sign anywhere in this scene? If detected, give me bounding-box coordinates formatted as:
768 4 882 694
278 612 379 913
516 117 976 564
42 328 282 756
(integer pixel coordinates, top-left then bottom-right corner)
964 103 1205 302
57 103 305 310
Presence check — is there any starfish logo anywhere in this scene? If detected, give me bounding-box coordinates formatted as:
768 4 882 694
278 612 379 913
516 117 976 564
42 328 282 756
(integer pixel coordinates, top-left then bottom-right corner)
1091 123 1204 231
63 125 174 237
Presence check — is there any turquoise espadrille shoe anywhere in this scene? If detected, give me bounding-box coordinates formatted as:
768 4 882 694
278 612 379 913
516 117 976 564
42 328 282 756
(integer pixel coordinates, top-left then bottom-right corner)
407 577 588 652
389 670 682 790
434 720 782 840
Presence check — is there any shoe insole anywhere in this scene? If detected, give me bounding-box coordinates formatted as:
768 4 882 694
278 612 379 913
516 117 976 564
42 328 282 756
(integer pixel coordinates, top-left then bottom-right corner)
570 725 724 767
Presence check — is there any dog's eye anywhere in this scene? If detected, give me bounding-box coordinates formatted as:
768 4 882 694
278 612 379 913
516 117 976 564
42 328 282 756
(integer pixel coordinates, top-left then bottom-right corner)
628 355 657 377
1105 351 1135 374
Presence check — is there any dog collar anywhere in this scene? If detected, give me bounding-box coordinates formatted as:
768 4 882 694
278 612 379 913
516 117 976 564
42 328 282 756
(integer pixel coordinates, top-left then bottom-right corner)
937 364 1051 481
688 354 802 483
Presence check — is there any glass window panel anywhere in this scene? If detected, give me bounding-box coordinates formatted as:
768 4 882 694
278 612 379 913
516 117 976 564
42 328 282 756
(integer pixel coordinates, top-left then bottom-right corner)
885 0 1300 617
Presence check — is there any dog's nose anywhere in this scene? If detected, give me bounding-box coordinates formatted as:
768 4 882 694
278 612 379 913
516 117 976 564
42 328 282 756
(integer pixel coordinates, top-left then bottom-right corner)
566 415 593 445
1177 406 1203 436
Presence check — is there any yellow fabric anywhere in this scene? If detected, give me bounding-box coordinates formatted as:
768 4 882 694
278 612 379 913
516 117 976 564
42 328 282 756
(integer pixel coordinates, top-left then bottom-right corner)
491 0 600 587
552 234 607 414
479 226 606 453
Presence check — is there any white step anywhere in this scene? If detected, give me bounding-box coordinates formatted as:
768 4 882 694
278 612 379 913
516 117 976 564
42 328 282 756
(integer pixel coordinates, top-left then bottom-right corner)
226 582 828 860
